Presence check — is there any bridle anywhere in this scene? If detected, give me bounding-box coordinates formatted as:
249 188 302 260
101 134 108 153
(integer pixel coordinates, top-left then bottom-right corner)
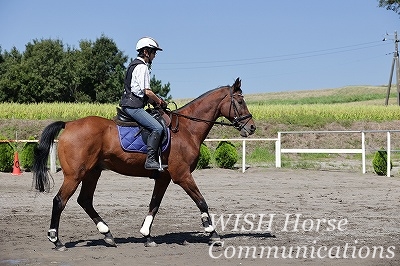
228 87 253 131
169 86 253 133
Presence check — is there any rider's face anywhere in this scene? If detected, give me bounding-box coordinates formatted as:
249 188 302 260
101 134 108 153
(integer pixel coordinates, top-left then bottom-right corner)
145 49 156 64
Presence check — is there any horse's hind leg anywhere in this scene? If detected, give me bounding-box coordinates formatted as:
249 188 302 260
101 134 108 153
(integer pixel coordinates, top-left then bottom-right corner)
77 168 117 247
48 177 80 251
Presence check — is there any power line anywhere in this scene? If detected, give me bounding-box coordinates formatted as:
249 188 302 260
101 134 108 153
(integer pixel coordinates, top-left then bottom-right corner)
156 41 390 70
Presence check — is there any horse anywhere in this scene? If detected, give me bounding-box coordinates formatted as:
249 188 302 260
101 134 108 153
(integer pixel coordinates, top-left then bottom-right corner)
32 77 256 250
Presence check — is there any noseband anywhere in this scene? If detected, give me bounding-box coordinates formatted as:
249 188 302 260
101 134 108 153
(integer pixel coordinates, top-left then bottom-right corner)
228 87 253 131
170 86 252 133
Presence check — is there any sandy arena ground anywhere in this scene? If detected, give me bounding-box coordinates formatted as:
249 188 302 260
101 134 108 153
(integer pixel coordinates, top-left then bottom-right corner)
0 167 399 266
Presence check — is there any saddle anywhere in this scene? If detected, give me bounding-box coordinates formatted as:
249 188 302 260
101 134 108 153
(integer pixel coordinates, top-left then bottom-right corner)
113 107 171 153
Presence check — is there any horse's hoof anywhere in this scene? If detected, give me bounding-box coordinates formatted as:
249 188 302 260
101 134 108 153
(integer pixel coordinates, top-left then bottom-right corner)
144 236 157 247
104 232 117 247
54 245 67 251
209 231 222 246
52 239 66 251
209 239 222 246
144 241 157 247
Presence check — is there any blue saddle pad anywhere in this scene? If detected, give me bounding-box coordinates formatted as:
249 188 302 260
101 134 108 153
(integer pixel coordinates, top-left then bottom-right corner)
117 125 170 153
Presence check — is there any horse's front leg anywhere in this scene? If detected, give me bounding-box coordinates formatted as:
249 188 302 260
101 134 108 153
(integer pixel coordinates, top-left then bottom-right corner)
140 176 171 247
176 173 221 244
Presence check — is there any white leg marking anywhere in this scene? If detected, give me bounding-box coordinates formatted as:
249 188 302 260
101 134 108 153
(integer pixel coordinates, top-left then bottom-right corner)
47 229 58 242
202 212 215 233
140 215 153 236
96 221 109 233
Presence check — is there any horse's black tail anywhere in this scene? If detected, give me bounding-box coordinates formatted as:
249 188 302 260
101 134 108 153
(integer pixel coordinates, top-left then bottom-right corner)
32 121 66 192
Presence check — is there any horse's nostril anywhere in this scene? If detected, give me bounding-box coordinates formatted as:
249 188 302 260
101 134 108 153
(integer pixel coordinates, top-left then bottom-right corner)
251 125 256 131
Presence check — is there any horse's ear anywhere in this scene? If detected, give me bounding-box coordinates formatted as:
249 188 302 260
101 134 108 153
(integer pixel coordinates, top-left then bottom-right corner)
233 77 241 92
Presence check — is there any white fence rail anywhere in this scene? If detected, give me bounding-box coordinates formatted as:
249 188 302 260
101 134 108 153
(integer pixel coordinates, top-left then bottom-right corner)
204 138 278 173
3 130 400 175
276 130 400 177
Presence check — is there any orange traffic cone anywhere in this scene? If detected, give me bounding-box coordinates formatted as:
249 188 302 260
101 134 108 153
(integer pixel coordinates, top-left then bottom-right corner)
11 151 22 176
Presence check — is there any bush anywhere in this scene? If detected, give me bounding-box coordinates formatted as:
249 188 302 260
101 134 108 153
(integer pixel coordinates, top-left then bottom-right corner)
196 143 211 169
214 141 238 169
372 150 392 176
20 139 38 171
0 142 15 172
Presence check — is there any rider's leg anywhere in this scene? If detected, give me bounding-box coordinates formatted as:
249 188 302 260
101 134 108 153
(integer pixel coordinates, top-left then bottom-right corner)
121 107 165 170
144 131 162 170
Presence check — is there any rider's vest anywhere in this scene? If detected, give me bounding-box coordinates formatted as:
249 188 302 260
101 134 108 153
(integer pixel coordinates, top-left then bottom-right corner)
120 58 149 108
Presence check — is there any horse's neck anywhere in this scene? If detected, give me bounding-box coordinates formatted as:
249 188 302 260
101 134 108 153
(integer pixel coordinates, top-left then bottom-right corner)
178 89 227 142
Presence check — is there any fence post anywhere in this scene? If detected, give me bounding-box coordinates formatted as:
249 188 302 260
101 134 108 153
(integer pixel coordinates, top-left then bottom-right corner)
387 131 391 177
361 132 366 174
50 143 57 173
242 140 246 173
276 132 281 168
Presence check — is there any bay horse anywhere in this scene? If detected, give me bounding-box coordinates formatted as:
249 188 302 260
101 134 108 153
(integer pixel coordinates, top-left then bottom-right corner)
32 77 256 250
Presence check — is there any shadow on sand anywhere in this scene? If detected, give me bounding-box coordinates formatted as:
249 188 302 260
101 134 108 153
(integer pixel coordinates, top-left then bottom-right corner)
65 231 276 248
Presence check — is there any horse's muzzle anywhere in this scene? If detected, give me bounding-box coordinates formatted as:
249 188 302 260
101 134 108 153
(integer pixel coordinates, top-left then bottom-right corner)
240 124 256 137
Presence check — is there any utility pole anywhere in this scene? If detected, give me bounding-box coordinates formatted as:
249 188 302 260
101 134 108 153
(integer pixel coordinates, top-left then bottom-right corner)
385 31 400 106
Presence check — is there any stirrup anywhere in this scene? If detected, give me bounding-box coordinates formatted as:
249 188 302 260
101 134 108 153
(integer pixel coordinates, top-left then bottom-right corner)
145 161 162 171
145 156 165 172
158 155 168 172
156 149 167 172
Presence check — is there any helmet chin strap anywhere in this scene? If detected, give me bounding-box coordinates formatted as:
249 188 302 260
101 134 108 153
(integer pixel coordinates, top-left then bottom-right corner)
145 50 153 68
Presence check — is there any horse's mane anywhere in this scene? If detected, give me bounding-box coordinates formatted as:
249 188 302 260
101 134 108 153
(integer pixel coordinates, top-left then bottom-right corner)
175 85 230 111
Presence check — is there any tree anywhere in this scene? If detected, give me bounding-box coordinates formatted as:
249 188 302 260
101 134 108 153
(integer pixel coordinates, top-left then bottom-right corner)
0 47 23 102
0 39 76 103
74 40 95 102
378 0 400 15
77 35 127 103
18 39 72 103
0 47 4 65
150 75 172 101
0 36 172 103
62 46 84 102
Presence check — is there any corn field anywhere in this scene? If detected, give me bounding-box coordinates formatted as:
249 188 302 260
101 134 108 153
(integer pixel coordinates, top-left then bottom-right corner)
1 102 400 124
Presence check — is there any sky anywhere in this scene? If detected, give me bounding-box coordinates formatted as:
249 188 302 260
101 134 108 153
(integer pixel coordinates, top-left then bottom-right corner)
1 0 399 99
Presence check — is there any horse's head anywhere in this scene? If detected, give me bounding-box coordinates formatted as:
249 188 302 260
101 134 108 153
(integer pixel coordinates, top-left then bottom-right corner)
220 78 256 137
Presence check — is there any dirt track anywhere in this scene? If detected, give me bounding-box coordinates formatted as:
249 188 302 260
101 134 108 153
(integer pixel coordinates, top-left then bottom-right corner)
0 167 399 266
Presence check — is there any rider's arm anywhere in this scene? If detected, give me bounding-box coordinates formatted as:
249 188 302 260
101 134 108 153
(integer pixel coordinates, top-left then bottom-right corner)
144 89 163 105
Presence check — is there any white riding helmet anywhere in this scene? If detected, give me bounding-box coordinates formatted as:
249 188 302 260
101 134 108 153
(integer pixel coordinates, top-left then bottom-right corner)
136 37 163 52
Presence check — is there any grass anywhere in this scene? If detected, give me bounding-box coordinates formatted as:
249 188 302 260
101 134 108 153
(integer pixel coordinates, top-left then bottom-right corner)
2 85 400 171
1 85 398 125
0 102 117 120
244 85 392 104
249 104 400 127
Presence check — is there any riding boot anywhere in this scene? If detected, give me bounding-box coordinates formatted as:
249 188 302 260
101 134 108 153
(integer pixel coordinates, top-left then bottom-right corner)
145 132 166 171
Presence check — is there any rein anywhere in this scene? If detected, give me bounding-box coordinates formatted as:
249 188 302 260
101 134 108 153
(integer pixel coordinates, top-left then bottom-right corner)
169 87 252 133
170 112 236 133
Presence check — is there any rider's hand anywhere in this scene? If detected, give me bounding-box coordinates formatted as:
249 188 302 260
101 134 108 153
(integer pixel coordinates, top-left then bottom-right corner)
159 99 168 109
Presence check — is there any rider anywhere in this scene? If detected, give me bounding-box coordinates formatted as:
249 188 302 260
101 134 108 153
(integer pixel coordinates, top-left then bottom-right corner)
120 37 166 171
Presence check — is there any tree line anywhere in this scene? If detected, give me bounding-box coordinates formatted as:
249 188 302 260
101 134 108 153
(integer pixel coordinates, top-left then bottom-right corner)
379 0 400 15
0 35 171 103
1 0 395 104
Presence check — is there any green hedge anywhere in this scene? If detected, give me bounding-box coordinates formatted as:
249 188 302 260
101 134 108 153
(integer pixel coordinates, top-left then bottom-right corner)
196 143 211 169
372 150 392 176
0 142 14 172
20 140 38 172
214 141 238 169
